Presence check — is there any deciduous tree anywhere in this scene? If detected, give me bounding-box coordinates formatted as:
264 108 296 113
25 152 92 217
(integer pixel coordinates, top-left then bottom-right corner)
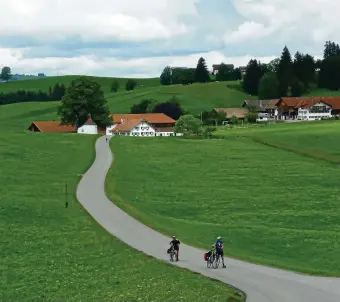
125 79 137 91
0 66 12 82
174 114 202 135
111 80 119 92
58 77 111 127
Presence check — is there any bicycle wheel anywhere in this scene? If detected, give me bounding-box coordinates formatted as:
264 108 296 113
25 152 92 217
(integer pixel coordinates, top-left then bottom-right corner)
170 251 175 262
213 254 220 269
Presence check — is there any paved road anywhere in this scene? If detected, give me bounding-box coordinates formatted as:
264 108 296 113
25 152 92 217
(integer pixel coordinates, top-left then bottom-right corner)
77 136 340 302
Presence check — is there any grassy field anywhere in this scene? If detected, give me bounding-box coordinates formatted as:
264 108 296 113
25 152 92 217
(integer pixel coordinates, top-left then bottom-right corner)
0 103 242 301
105 82 254 114
0 80 254 121
0 75 160 94
107 122 340 276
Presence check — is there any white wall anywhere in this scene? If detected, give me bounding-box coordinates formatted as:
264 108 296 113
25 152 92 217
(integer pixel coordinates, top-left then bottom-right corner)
130 121 156 136
77 124 98 134
297 102 332 121
106 123 118 136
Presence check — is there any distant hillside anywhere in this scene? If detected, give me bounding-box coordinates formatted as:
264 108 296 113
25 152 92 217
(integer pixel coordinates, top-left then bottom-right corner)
0 75 160 94
105 81 254 114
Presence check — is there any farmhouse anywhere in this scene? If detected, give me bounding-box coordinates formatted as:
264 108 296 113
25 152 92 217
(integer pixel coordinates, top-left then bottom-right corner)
242 99 279 121
275 97 340 120
106 113 179 136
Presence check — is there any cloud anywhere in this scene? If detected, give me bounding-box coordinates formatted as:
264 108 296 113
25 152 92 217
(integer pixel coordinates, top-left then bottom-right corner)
0 0 197 42
0 0 340 77
0 47 275 77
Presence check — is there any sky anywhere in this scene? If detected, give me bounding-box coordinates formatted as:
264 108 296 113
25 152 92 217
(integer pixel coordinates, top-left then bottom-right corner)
0 0 339 78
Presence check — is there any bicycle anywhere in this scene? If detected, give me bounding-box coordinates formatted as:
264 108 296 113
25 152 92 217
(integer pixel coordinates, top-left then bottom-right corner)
213 253 221 269
169 247 176 262
207 252 215 268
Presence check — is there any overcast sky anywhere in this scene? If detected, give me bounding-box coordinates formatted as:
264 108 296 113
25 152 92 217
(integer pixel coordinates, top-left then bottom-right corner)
0 0 337 77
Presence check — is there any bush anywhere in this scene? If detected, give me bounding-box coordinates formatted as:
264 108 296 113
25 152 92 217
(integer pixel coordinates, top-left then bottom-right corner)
125 79 137 91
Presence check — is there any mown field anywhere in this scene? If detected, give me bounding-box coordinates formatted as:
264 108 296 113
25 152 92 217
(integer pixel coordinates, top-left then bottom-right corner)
0 75 160 94
107 122 340 276
0 103 242 301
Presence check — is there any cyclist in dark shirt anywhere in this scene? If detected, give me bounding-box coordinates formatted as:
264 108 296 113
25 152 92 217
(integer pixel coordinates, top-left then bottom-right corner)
215 236 226 268
170 236 180 261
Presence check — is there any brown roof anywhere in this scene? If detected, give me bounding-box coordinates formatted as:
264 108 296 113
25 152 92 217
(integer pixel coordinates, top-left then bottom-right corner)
111 113 175 124
28 121 76 133
214 108 247 119
83 115 96 126
155 127 174 132
278 97 340 110
115 118 147 132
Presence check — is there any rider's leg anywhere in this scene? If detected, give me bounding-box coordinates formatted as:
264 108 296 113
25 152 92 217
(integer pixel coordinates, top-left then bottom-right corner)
221 251 226 267
176 249 179 261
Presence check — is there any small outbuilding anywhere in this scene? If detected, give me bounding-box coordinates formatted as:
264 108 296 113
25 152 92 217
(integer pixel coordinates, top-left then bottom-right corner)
77 115 98 134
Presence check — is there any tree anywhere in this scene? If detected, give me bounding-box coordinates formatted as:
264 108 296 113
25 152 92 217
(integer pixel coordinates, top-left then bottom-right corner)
267 58 280 73
130 99 153 113
258 72 279 99
230 115 238 125
174 114 202 135
195 57 210 83
160 66 172 85
58 77 111 127
0 66 12 82
203 126 217 139
323 41 340 59
290 78 304 97
111 80 119 92
152 96 184 120
277 46 293 97
125 79 137 91
293 52 315 89
242 59 265 95
319 56 340 90
216 63 242 81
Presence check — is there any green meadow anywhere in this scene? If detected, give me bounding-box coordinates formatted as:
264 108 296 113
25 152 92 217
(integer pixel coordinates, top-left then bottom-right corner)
0 104 242 301
0 75 160 94
107 121 340 276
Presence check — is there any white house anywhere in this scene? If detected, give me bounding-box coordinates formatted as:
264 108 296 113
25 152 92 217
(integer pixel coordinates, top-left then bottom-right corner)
110 118 181 137
297 101 332 121
77 116 98 134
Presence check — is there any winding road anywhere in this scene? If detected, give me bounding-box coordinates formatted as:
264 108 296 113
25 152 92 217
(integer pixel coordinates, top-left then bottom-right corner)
77 136 340 302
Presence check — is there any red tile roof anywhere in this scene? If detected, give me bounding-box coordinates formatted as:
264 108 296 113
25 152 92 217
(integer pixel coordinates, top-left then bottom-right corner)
111 113 176 124
83 115 96 125
278 97 340 110
28 121 76 133
115 118 145 132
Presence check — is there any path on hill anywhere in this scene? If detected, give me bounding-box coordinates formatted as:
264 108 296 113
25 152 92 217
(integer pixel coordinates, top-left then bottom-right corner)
77 136 340 302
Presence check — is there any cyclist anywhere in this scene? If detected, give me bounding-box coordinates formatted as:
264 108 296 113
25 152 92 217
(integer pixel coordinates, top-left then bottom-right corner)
216 236 226 268
170 236 180 261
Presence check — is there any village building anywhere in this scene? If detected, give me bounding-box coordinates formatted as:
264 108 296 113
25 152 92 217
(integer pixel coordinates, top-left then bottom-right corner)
212 64 234 75
106 113 178 136
27 121 76 133
28 113 181 137
242 99 279 121
77 115 98 134
275 97 340 120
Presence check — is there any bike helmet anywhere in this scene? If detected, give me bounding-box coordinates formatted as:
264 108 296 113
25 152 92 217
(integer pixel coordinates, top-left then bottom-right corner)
172 236 176 239
217 236 222 240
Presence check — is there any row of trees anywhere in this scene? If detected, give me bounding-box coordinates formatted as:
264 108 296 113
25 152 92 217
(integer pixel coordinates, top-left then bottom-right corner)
0 83 66 105
110 79 137 92
160 58 241 85
243 40 340 99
